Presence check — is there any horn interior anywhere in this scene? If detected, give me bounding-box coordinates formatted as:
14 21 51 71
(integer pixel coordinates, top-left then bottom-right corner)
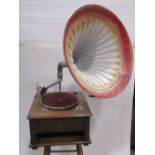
66 16 122 90
64 5 132 97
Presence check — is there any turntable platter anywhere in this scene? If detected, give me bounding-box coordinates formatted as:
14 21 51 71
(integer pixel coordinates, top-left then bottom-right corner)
41 92 78 110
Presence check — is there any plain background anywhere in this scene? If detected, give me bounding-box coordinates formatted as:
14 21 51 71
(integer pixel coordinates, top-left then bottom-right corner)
19 0 134 155
2 1 155 155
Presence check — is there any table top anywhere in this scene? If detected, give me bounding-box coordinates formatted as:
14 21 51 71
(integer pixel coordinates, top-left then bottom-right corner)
27 92 92 119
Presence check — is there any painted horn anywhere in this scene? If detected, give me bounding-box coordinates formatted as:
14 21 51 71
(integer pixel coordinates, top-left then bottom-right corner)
64 4 133 98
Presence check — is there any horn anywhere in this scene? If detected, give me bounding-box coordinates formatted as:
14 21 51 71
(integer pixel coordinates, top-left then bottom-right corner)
64 4 133 98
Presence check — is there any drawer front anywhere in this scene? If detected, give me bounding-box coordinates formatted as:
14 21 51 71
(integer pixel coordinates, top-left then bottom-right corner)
30 118 85 133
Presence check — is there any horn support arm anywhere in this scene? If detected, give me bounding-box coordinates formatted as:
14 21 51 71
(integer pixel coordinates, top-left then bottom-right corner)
57 60 67 91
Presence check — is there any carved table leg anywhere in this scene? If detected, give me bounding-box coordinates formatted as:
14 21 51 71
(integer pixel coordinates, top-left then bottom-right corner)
77 144 83 155
43 146 50 155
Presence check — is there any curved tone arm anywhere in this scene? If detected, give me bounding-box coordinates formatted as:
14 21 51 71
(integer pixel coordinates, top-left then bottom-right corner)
37 60 67 96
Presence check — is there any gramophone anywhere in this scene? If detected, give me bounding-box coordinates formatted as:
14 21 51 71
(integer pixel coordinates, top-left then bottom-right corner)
28 4 133 155
37 5 132 110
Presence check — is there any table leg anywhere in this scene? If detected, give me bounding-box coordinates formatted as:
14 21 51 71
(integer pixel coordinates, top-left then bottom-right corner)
43 146 50 155
77 144 83 155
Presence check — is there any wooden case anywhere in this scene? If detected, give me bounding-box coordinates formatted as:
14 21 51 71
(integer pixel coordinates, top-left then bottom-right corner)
27 92 92 148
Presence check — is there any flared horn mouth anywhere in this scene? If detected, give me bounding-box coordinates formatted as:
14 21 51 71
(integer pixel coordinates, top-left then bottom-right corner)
64 4 133 98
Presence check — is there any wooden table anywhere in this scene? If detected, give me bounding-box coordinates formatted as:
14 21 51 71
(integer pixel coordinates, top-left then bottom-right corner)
27 92 92 155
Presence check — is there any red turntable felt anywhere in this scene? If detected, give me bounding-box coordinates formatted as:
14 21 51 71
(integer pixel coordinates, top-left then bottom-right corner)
41 92 78 110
